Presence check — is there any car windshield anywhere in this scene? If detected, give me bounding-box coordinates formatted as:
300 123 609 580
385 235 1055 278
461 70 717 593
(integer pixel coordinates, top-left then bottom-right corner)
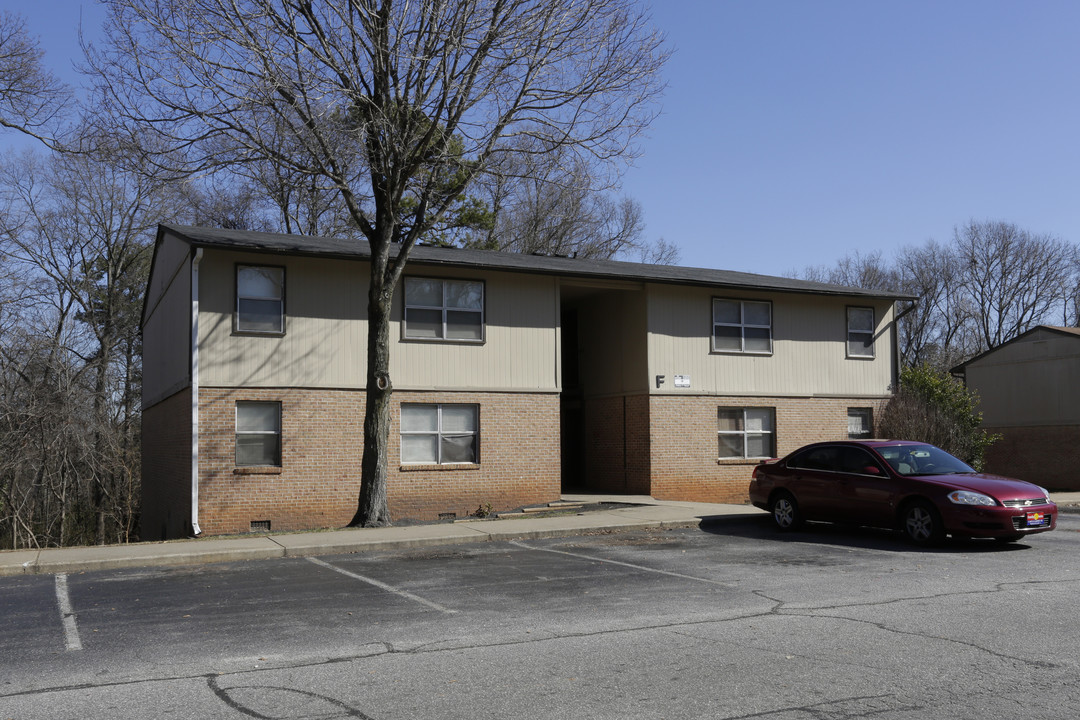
876 444 975 476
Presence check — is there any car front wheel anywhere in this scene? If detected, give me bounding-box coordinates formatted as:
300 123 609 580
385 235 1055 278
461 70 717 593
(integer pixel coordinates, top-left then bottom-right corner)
771 491 803 531
900 501 945 546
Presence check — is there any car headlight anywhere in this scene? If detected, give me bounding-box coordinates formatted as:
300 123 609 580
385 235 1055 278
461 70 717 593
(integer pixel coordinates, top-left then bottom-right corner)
948 490 997 506
1035 485 1050 499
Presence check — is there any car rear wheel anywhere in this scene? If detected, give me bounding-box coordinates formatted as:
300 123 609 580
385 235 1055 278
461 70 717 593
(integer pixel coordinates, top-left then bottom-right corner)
900 500 945 546
771 491 803 531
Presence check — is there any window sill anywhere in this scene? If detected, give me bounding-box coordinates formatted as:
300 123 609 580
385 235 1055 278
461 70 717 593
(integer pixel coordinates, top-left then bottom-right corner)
232 330 286 338
846 354 876 360
400 337 486 345
399 463 481 472
717 458 768 465
710 350 773 357
234 466 283 475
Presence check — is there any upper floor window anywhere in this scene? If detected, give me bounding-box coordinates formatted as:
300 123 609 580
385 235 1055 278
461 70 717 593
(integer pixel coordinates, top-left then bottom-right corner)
237 265 284 334
712 299 772 354
404 278 484 341
401 404 479 464
847 307 875 358
718 407 775 459
235 401 282 466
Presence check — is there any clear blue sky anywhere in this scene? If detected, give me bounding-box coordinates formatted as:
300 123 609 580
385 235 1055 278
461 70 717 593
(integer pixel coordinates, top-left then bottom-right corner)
7 0 1080 274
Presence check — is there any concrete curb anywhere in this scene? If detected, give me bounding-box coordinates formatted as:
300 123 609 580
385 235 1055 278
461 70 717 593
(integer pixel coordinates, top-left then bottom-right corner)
4 491 1073 577
1 504 756 577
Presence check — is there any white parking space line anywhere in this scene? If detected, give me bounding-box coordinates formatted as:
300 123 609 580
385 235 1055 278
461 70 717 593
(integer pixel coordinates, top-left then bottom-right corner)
54 574 83 651
509 540 731 587
306 557 457 614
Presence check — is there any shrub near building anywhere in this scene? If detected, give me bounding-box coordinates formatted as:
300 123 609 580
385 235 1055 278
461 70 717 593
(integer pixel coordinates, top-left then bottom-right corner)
877 365 998 470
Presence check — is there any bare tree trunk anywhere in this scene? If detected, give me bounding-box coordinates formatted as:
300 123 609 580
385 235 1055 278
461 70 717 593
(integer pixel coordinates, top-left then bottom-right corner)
351 269 394 528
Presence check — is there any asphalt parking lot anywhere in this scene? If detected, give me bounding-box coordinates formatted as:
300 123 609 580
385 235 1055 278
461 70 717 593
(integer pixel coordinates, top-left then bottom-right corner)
2 512 1079 719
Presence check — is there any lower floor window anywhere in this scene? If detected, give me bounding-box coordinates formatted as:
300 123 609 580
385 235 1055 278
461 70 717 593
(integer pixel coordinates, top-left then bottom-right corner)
847 407 874 439
718 407 775 459
401 404 479 464
236 401 281 466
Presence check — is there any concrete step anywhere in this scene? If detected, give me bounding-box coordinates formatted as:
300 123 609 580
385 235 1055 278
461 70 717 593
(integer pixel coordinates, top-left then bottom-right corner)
522 503 583 514
494 502 586 519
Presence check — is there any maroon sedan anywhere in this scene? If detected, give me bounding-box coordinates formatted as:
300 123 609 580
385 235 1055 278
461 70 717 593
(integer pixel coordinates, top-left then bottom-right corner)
749 440 1056 545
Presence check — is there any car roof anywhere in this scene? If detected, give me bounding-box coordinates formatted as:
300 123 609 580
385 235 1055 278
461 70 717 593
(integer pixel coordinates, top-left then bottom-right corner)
794 440 928 449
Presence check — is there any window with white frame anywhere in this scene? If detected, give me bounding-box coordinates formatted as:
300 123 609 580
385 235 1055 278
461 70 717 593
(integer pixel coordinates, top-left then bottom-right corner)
712 299 772 354
847 407 874 439
236 265 284 333
235 401 281 466
403 277 484 341
401 404 479 464
847 307 875 358
718 407 775 459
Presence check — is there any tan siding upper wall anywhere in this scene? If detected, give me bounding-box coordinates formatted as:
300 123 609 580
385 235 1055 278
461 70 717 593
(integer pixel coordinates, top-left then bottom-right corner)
647 285 894 397
200 250 368 388
964 330 1080 426
391 271 558 390
198 250 558 391
142 236 191 408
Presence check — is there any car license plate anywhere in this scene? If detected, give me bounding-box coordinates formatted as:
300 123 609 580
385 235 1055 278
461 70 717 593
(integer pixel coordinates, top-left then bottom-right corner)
1026 511 1050 528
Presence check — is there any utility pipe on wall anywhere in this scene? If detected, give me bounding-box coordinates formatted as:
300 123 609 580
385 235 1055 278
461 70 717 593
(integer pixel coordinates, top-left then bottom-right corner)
190 248 203 536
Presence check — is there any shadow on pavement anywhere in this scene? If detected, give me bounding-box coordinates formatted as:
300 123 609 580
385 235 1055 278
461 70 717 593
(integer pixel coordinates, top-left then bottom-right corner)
696 514 1036 554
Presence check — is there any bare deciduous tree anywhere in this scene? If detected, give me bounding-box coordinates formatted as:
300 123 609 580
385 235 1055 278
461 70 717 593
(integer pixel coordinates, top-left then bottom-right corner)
894 241 975 369
466 139 662 260
0 135 181 546
90 0 668 526
802 250 898 291
796 221 1078 373
0 11 71 146
954 220 1076 351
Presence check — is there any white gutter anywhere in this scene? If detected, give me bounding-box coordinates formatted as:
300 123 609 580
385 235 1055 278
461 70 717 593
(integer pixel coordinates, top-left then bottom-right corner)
190 248 203 536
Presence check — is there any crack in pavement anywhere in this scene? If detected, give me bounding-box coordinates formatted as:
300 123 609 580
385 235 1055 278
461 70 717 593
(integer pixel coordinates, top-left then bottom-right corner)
744 580 1078 670
6 578 1076 707
720 692 922 720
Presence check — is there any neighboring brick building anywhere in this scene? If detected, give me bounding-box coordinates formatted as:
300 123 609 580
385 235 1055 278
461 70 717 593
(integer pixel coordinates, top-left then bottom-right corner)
141 225 907 539
952 326 1080 491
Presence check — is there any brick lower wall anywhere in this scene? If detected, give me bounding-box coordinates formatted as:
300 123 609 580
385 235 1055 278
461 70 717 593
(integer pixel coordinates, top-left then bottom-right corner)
151 385 887 537
391 391 561 521
648 395 887 503
194 387 561 536
982 425 1080 491
584 394 651 493
141 389 193 541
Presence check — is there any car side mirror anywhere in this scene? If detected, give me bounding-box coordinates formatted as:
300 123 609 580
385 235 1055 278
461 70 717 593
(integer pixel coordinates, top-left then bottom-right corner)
864 466 882 475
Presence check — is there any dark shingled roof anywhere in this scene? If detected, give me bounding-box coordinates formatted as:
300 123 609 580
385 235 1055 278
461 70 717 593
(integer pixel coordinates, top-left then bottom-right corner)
160 224 912 300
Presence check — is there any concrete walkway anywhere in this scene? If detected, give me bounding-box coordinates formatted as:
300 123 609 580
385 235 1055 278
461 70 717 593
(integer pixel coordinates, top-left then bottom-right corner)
3 492 1077 578
0 496 763 577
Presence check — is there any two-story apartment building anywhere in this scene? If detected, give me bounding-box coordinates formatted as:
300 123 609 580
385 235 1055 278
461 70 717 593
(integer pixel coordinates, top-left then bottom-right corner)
141 225 908 539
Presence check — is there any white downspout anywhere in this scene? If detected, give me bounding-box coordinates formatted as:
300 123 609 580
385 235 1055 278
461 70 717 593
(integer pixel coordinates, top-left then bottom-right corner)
190 248 203 536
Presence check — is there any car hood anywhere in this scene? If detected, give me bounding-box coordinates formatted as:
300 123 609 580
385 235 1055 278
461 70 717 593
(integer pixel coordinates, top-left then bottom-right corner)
913 473 1049 501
